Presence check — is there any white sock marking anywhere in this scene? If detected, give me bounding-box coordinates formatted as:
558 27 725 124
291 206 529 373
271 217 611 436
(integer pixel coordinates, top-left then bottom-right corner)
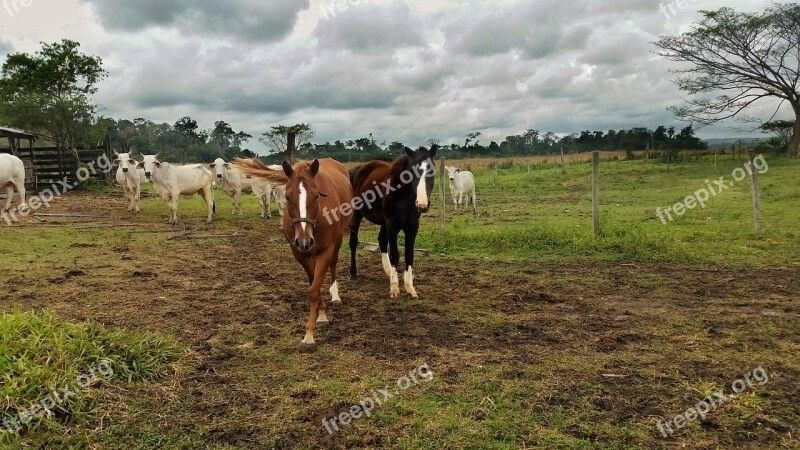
381 253 391 276
330 281 341 302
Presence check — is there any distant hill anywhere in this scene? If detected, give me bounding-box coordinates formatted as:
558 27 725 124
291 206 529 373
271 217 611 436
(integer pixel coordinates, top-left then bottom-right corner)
704 138 766 149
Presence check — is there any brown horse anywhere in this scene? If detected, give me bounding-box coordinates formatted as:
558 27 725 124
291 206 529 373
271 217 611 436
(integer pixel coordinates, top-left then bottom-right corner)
349 146 437 298
235 158 353 351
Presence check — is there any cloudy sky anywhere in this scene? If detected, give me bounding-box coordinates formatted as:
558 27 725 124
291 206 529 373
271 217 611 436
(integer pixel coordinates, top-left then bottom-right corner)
0 0 789 153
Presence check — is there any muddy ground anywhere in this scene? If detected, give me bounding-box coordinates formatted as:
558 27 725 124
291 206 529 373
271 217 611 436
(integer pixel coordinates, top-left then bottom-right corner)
1 192 798 449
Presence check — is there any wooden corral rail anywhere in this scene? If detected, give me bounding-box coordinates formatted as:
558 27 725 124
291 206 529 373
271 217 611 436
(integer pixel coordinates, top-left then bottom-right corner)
15 145 110 189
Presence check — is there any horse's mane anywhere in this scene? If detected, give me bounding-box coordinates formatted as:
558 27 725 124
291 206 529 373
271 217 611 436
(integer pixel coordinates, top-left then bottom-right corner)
389 154 413 181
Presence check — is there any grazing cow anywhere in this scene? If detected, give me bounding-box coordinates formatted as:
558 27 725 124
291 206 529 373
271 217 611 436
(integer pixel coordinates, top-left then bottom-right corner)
350 146 437 298
138 155 215 224
0 153 26 211
235 158 354 351
114 151 142 212
209 157 252 215
445 166 476 212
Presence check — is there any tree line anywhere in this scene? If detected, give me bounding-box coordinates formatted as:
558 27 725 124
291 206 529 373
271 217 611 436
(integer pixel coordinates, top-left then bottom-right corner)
2 0 798 171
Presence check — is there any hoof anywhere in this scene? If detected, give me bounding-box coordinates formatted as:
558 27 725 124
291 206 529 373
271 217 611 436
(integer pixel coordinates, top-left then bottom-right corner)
298 342 317 353
331 299 342 305
316 319 330 328
408 292 419 299
350 273 358 280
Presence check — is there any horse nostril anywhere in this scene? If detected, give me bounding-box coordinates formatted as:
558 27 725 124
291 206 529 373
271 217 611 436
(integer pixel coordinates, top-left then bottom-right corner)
295 239 301 248
308 238 314 248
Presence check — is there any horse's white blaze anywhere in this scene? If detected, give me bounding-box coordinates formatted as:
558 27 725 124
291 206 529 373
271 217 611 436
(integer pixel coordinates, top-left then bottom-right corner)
298 182 307 231
416 162 429 207
329 281 341 303
381 253 392 276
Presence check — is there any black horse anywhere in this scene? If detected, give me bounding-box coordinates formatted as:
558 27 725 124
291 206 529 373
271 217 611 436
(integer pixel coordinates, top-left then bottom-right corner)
349 146 437 298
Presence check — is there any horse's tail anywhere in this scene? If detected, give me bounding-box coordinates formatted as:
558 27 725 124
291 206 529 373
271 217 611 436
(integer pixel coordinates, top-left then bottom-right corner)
234 158 288 185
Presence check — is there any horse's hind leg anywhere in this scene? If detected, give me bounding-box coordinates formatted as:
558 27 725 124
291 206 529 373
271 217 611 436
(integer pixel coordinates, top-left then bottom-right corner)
329 240 343 304
349 213 363 279
379 225 390 276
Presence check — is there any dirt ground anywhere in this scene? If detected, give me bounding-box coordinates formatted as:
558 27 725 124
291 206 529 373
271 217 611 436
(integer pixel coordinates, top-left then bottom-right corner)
1 192 798 449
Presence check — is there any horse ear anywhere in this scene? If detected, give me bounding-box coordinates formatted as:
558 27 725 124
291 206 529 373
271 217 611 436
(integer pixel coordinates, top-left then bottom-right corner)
282 160 294 178
310 159 320 177
430 145 438 158
404 147 415 158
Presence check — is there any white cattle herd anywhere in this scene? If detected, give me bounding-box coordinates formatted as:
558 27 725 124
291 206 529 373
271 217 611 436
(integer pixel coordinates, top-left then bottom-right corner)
0 151 477 221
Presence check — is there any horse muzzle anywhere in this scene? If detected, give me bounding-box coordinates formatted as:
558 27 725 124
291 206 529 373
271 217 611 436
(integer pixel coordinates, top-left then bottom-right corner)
294 237 315 254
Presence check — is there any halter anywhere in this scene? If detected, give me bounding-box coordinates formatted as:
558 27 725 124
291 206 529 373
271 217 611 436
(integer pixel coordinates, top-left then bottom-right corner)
291 217 317 229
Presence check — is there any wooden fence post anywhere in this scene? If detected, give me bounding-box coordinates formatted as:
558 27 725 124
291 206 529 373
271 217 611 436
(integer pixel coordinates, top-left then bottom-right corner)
439 157 446 238
747 150 763 234
592 151 600 236
560 147 566 175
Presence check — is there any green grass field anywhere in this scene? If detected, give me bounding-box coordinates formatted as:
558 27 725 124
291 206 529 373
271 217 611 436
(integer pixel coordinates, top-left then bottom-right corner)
416 153 799 265
0 153 797 449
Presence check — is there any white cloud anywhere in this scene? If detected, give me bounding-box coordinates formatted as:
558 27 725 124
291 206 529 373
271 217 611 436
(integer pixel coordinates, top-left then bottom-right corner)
0 0 785 152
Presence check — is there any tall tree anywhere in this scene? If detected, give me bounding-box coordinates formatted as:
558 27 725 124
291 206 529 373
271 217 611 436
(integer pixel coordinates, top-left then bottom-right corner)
760 120 796 148
174 116 199 164
655 4 800 156
258 123 314 155
0 39 107 168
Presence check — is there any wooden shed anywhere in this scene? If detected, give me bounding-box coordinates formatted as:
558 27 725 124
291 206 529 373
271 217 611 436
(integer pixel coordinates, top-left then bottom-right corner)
1 126 112 193
0 126 38 191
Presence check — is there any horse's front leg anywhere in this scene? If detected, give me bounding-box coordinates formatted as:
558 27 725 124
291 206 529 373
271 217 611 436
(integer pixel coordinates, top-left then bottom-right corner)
403 219 420 298
300 249 334 352
387 223 401 299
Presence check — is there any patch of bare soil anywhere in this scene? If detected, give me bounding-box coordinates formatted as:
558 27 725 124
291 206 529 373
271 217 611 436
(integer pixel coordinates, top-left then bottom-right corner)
1 192 798 449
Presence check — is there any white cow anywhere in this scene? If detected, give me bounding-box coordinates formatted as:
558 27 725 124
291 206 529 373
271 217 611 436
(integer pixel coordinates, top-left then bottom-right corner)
0 153 26 211
138 155 215 224
114 151 142 212
209 157 253 215
445 166 476 212
250 164 287 220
